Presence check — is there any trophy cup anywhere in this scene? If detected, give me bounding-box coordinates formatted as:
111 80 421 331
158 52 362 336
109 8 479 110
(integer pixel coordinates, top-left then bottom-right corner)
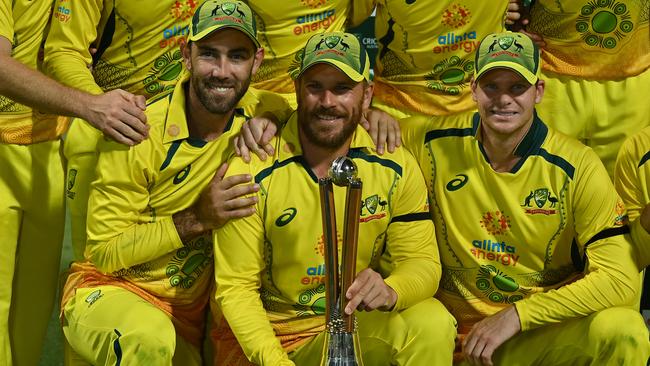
319 156 364 366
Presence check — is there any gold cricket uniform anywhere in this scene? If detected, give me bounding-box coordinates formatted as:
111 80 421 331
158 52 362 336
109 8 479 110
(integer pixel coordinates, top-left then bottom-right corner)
0 1 67 365
367 0 509 118
527 0 650 176
213 114 456 365
615 126 650 268
245 0 371 107
44 0 203 260
401 111 649 364
61 73 291 364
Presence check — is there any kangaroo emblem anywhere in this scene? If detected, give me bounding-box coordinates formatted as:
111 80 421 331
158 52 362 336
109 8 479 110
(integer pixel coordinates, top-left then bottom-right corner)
314 38 326 50
488 39 498 52
523 191 534 207
211 4 220 16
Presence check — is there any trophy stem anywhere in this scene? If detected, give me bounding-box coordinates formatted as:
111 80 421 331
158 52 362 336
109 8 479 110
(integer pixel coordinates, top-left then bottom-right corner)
319 178 339 324
341 180 362 332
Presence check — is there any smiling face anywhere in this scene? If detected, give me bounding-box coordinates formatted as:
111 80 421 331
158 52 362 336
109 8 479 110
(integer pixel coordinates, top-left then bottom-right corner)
295 63 372 150
183 28 263 114
471 68 544 139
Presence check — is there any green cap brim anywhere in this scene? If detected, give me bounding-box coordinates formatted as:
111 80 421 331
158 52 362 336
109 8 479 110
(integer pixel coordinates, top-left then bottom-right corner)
475 61 538 84
189 24 260 48
299 58 369 82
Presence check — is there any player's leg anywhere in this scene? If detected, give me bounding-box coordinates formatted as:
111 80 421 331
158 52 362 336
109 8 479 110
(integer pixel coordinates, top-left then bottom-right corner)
356 297 456 365
486 307 650 365
0 143 29 365
63 285 181 365
9 140 65 366
63 119 102 261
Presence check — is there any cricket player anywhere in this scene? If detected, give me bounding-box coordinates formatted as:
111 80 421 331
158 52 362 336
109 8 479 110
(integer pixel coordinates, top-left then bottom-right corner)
213 31 456 365
0 1 148 365
514 0 650 176
614 127 650 303
60 1 290 364
400 31 649 365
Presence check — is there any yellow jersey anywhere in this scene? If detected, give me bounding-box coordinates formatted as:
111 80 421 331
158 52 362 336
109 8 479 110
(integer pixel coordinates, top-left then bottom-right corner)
61 73 291 346
401 111 639 332
527 0 650 78
372 0 509 116
615 126 650 268
214 113 440 365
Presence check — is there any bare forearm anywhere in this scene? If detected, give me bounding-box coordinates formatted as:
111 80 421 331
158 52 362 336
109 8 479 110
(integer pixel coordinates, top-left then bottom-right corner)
0 54 94 119
172 208 211 243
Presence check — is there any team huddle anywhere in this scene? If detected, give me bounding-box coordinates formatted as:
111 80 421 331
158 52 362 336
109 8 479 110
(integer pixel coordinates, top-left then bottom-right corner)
1 0 650 365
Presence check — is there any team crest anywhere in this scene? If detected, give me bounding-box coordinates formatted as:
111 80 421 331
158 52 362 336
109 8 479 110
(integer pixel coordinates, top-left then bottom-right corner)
498 36 513 50
221 2 236 15
533 188 549 208
67 169 77 191
325 35 341 49
364 194 379 214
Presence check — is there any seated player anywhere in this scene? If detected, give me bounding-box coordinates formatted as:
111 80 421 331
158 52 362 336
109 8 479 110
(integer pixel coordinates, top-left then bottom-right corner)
213 31 456 365
59 1 291 364
399 31 649 365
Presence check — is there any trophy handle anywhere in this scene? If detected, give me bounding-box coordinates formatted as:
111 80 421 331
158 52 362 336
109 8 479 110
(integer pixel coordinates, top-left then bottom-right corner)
319 178 339 323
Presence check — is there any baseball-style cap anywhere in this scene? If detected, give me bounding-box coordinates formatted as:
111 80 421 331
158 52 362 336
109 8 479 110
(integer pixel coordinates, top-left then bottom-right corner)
292 32 370 82
189 0 260 48
474 31 540 84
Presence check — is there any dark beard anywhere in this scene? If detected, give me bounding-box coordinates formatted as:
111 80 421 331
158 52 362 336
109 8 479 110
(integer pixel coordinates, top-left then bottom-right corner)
192 74 250 114
297 102 362 150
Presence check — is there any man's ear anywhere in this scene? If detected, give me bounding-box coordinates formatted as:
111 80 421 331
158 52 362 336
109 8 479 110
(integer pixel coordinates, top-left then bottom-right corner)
251 47 265 76
470 76 478 102
362 81 374 110
181 39 192 71
534 79 545 104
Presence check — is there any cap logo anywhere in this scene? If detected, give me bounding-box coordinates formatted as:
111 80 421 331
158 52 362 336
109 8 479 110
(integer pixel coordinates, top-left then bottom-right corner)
324 36 341 49
498 36 514 50
221 2 237 16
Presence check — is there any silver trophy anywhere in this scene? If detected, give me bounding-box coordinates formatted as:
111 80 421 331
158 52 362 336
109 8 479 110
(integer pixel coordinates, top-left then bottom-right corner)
318 156 364 366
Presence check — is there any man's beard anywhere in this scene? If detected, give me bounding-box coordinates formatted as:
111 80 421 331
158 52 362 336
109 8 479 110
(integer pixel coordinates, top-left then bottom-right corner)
297 100 363 150
192 74 250 114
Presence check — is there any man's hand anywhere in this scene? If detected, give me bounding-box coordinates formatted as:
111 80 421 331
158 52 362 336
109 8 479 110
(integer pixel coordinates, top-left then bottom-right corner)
462 305 521 366
174 163 259 242
640 203 650 234
505 0 547 47
360 108 401 155
344 268 397 315
233 112 280 162
83 89 149 146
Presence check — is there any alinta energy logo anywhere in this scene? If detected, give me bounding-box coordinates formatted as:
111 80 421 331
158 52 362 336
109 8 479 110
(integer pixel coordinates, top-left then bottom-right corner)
427 4 476 95
521 188 559 215
576 0 634 49
479 211 510 236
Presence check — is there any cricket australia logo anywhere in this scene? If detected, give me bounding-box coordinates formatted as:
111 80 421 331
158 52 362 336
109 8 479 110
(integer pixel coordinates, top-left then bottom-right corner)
522 188 558 215
360 194 388 222
212 2 246 18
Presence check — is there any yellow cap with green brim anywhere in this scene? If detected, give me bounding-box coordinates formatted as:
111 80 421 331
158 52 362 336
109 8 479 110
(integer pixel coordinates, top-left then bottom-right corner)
474 31 541 84
189 0 259 48
291 32 370 82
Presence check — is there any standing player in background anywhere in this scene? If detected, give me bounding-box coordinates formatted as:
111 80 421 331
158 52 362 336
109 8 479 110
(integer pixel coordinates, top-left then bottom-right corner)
400 31 648 365
510 0 650 176
60 2 291 364
354 0 512 120
614 127 650 314
0 1 148 365
44 0 203 261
